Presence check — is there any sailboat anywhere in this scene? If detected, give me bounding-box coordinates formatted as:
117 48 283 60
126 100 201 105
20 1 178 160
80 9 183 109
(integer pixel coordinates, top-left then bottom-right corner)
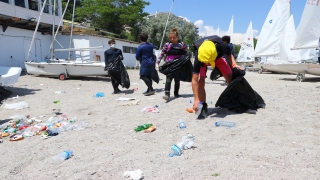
227 16 234 43
24 0 106 80
261 14 301 74
237 21 254 63
277 1 320 81
252 0 290 72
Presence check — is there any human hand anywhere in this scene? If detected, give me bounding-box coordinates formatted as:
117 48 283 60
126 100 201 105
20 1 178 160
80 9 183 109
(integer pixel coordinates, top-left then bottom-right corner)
193 100 200 112
232 64 242 70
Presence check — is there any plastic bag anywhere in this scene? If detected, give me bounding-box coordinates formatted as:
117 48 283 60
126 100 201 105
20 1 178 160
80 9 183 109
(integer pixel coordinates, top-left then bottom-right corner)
140 107 159 113
4 101 29 110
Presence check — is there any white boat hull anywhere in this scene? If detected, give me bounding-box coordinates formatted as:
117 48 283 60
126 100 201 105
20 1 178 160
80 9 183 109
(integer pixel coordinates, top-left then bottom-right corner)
0 67 22 86
25 61 107 78
261 64 297 74
277 64 320 76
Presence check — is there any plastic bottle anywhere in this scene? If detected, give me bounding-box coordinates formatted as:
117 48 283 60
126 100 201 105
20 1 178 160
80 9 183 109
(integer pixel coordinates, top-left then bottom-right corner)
51 150 73 164
134 124 153 132
195 102 203 115
179 120 186 129
168 144 183 157
214 121 236 128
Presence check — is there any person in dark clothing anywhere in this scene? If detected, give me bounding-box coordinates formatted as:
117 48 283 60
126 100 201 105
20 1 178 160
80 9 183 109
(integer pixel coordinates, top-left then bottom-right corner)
157 28 187 101
192 36 241 119
104 38 124 94
222 36 237 60
136 33 156 96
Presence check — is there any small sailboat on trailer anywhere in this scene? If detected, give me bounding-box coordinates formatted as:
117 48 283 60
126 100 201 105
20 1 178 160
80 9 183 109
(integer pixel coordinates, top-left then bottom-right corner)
237 21 255 70
277 0 320 82
24 0 107 80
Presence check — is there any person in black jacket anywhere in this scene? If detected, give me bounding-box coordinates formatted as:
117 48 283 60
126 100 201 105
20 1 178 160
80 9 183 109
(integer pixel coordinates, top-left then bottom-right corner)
104 39 124 94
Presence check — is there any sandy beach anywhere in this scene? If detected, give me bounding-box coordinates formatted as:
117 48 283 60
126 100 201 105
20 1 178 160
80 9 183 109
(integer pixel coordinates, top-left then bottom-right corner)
0 70 320 179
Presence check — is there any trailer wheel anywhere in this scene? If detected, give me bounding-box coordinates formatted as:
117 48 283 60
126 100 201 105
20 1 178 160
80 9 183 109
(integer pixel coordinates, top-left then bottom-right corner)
59 73 67 80
258 69 263 74
296 74 305 82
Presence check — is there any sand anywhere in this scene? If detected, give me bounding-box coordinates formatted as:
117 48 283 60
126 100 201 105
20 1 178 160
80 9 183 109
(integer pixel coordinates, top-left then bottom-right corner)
0 70 320 179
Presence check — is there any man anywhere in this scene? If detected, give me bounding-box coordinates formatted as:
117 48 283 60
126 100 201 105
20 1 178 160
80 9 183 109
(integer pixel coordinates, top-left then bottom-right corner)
104 39 124 94
136 32 156 96
192 35 241 119
222 36 237 60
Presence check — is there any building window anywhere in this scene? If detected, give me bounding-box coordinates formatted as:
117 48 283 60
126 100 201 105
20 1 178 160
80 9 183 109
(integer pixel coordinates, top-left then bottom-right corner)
123 46 137 54
0 0 9 3
28 0 38 11
41 0 50 14
15 0 25 7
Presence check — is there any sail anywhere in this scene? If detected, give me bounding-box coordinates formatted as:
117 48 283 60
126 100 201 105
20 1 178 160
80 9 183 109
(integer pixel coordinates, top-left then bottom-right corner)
227 16 234 43
216 26 220 36
293 1 320 49
253 0 290 57
300 48 317 61
279 15 301 62
237 21 254 62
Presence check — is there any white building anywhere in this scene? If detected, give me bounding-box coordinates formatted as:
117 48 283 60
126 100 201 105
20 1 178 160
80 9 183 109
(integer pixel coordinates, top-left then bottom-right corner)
0 0 140 68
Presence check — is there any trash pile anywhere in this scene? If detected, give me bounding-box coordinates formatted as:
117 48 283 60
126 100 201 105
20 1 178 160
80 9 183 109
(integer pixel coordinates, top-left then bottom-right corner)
0 114 88 142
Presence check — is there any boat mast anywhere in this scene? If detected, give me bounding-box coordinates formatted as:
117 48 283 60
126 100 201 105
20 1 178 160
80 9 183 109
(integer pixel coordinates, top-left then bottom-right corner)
48 0 71 57
68 0 76 60
26 0 48 61
50 0 56 60
158 0 174 56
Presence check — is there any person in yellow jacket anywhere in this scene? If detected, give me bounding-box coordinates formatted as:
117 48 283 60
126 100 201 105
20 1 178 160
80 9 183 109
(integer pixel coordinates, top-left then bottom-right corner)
191 36 241 119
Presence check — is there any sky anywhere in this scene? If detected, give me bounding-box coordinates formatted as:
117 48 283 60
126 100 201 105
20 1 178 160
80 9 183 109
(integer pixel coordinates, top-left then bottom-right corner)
144 0 307 44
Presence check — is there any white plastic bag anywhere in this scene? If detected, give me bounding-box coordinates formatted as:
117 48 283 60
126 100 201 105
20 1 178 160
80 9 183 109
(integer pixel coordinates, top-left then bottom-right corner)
4 101 29 110
123 169 144 180
140 107 159 113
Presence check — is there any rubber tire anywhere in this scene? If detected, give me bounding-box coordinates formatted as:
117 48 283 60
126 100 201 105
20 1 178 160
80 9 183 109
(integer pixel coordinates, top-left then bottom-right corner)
59 73 66 80
258 69 263 74
296 74 305 82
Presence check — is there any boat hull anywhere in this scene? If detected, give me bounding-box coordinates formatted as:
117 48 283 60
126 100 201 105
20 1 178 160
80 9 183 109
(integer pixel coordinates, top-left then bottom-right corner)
261 64 297 74
0 67 22 86
24 61 107 77
277 64 320 76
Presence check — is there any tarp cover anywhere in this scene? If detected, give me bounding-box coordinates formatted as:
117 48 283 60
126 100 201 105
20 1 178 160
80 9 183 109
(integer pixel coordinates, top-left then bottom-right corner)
215 68 266 113
159 52 193 82
106 56 130 89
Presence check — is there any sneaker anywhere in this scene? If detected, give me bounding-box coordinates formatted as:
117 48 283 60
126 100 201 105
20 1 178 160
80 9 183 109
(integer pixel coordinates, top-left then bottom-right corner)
163 93 170 100
196 103 208 120
143 90 155 96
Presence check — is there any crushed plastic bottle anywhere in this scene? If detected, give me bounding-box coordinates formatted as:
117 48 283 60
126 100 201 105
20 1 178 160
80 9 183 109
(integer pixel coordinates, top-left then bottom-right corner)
51 150 73 164
215 121 236 128
177 134 195 150
95 92 105 98
169 144 183 157
195 102 203 115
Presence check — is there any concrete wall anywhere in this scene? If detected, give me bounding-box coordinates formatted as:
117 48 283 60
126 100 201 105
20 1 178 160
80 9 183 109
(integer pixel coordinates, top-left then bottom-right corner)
0 25 52 68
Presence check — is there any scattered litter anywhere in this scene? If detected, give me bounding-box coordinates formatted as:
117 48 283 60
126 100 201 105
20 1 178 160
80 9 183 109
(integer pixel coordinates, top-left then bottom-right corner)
40 84 44 86
95 92 105 98
39 115 46 118
134 124 153 132
123 169 144 180
117 100 140 107
186 108 194 113
88 112 93 115
51 150 73 164
53 100 60 104
116 97 136 101
144 126 156 133
169 134 195 157
9 133 24 141
133 88 138 91
54 90 66 94
55 112 62 115
215 121 236 128
4 101 29 110
140 107 159 113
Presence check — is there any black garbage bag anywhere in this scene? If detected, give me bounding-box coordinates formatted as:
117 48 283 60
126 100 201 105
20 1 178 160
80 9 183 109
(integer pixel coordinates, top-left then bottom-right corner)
210 68 222 80
107 56 130 89
151 55 160 84
0 86 12 105
215 68 265 113
159 52 193 82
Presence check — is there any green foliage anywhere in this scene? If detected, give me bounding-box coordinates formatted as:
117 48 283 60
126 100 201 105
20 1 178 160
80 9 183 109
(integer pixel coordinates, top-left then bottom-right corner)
234 44 241 56
75 0 150 41
62 0 82 21
253 38 257 49
140 12 199 49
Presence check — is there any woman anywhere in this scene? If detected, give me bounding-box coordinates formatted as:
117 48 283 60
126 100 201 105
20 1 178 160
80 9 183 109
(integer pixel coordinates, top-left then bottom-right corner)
157 28 186 101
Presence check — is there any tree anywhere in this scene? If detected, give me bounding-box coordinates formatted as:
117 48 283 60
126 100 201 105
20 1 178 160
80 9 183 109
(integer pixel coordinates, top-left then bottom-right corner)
75 0 150 41
62 0 82 21
140 12 199 50
234 44 241 56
